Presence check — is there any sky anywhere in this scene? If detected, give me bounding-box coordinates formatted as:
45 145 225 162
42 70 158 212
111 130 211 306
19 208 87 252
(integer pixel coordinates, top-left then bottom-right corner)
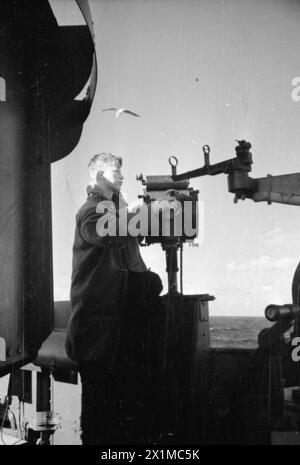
50 0 300 316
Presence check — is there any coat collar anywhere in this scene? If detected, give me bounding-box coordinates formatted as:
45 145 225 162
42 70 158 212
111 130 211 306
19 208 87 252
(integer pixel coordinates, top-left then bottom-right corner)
86 185 127 207
87 184 113 201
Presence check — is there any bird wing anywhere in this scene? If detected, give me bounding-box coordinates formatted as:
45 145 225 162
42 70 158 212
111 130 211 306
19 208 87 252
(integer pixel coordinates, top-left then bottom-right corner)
123 109 141 117
101 108 141 118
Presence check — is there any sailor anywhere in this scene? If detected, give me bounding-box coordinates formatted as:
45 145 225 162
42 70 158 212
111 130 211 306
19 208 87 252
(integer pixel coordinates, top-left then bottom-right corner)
65 153 163 444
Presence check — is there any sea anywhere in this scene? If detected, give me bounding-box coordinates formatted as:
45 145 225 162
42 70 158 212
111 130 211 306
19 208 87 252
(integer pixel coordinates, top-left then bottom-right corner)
209 315 272 349
0 316 274 444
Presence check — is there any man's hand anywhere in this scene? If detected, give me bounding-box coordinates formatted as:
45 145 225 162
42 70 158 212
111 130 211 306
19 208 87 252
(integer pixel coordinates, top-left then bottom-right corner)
128 198 144 213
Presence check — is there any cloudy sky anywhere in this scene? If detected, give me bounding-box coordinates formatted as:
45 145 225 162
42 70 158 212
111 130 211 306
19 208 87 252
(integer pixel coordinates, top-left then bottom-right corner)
50 0 300 316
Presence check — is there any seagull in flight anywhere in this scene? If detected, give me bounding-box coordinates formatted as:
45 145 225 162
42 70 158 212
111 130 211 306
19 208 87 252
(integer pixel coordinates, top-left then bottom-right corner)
101 107 141 119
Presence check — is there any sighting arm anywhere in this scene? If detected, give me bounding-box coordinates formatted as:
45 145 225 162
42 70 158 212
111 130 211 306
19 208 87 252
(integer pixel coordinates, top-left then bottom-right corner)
248 172 300 206
173 140 300 207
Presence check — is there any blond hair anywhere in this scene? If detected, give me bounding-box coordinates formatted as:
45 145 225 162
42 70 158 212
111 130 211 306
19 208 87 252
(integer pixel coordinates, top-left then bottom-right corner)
88 153 122 183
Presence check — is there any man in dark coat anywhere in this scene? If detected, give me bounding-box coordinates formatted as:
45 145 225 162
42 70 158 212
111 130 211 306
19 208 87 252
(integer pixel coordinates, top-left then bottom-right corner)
65 153 163 444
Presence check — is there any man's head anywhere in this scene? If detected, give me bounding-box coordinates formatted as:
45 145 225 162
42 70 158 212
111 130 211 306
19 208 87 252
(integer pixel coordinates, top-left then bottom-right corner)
88 153 124 193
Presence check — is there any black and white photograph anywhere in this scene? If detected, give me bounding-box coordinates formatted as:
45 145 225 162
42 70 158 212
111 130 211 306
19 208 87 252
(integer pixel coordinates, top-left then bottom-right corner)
0 0 300 449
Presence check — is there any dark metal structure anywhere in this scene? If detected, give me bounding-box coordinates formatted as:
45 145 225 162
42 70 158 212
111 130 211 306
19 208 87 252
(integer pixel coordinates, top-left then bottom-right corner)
0 0 97 376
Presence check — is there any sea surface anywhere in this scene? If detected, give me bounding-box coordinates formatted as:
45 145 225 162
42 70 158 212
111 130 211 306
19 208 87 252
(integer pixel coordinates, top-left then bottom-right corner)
209 316 273 349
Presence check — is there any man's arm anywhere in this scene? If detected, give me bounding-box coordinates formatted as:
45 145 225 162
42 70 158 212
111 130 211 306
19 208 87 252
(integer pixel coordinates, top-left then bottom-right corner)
78 205 138 248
